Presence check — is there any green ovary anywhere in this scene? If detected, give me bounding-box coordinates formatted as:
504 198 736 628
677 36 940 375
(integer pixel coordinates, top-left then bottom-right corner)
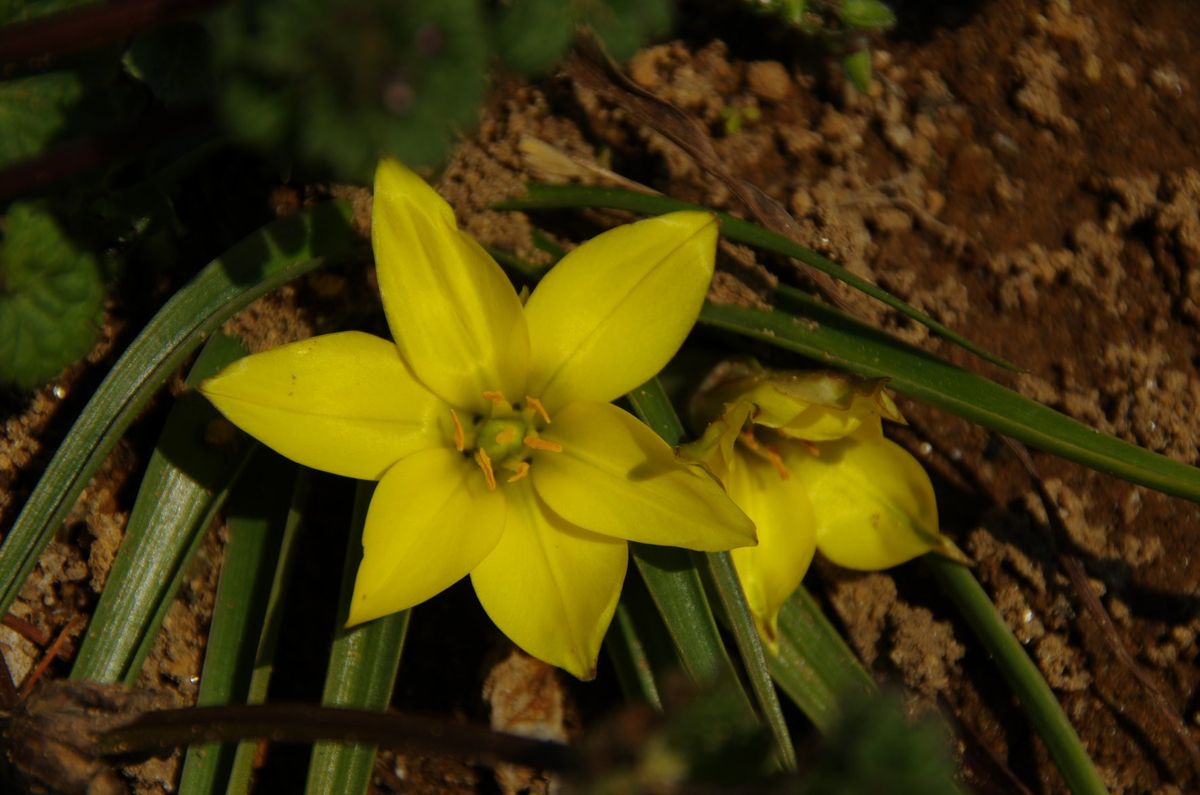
475 417 529 462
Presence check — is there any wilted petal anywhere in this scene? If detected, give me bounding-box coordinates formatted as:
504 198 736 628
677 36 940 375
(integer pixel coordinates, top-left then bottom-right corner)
726 451 817 648
347 448 506 625
200 331 444 480
788 436 962 569
372 159 529 412
524 211 717 410
471 481 627 680
533 401 755 551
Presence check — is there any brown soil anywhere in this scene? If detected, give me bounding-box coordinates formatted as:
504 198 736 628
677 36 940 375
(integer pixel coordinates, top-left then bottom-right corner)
3 0 1200 792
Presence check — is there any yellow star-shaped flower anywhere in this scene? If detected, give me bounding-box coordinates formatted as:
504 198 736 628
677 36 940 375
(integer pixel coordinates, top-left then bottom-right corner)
686 364 964 648
199 160 755 678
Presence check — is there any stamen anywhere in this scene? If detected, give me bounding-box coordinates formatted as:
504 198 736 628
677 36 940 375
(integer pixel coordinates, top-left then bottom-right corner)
482 390 507 405
475 449 497 490
449 409 465 452
494 425 518 446
739 430 790 480
525 396 551 424
506 461 531 483
523 436 563 453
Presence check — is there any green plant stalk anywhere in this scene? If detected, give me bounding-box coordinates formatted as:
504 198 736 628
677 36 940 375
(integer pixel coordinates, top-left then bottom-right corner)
0 201 357 618
766 586 876 733
496 183 1014 370
605 601 665 710
177 451 299 795
71 334 254 684
225 470 309 794
627 380 794 768
305 481 410 795
925 556 1108 795
699 296 1200 503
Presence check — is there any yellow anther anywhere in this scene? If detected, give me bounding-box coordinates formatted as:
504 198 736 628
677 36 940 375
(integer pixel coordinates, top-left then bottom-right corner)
739 430 790 480
506 461 531 483
475 448 497 490
525 396 551 424
524 436 563 453
482 391 507 405
494 425 518 447
449 409 465 452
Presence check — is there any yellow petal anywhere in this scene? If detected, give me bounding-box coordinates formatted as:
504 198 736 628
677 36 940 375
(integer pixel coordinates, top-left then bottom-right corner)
470 481 627 680
533 401 755 551
199 331 444 480
347 448 506 625
726 451 817 649
523 211 718 410
789 436 958 569
372 159 529 412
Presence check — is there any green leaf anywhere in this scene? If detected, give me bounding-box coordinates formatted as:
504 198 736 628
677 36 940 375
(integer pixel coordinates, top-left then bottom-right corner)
0 202 357 621
0 202 103 387
496 183 1017 371
177 450 299 795
305 481 410 795
71 333 254 684
839 0 897 30
582 0 673 62
125 22 215 107
841 49 874 95
700 294 1200 503
211 0 488 180
767 587 876 732
0 72 84 167
495 0 575 75
926 557 1107 795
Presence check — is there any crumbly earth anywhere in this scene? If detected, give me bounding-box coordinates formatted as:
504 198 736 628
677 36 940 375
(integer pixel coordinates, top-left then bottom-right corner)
2 0 1199 792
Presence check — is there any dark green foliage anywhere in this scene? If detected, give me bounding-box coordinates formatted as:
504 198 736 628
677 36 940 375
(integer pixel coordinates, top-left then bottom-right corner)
0 203 103 387
210 0 489 182
125 22 216 107
797 691 959 795
0 72 84 167
496 0 577 75
839 0 896 30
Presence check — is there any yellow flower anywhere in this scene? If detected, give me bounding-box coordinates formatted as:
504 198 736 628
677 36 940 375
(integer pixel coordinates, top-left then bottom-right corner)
199 160 755 679
684 363 964 648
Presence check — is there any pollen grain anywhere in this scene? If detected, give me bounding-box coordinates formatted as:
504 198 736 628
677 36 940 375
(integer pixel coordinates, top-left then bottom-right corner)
482 390 507 405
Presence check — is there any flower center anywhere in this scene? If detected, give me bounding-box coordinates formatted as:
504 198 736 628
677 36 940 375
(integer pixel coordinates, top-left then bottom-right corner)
449 393 562 491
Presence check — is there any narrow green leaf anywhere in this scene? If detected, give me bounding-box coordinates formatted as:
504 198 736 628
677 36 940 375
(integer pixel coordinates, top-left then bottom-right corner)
177 450 299 795
71 334 254 684
704 551 797 770
496 183 1016 370
226 470 309 795
767 586 876 733
604 601 665 711
841 49 874 95
839 0 897 30
628 379 794 767
0 201 357 619
305 481 409 795
925 556 1107 795
700 295 1200 503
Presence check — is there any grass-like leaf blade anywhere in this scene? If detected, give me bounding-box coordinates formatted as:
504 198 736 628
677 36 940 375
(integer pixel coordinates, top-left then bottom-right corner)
0 201 356 618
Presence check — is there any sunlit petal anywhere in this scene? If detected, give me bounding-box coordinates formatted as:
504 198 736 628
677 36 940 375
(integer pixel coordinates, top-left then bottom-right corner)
788 436 961 569
524 211 718 410
471 481 627 680
373 159 529 412
533 401 755 551
199 331 444 480
347 448 506 625
726 451 817 648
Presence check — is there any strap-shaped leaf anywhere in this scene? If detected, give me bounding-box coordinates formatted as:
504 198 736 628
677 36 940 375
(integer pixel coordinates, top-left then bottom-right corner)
0 201 357 618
